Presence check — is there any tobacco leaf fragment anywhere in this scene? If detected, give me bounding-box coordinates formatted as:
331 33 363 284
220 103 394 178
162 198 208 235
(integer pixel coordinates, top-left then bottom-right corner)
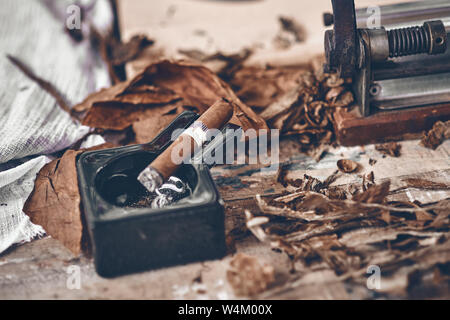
90 27 154 83
178 48 253 81
73 81 181 115
227 253 275 297
228 56 354 154
23 144 115 255
251 165 450 298
24 150 83 255
109 35 154 66
401 178 450 191
276 162 292 187
128 60 266 130
375 142 402 157
230 65 307 110
366 171 375 184
352 180 390 204
337 159 359 173
421 121 450 149
245 210 270 243
77 60 267 143
429 200 450 228
72 81 130 113
259 85 302 121
83 100 182 132
326 186 348 200
333 91 354 108
278 16 307 43
132 107 181 144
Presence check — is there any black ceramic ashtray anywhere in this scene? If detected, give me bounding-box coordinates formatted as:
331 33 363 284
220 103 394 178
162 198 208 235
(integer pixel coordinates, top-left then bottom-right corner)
76 112 227 278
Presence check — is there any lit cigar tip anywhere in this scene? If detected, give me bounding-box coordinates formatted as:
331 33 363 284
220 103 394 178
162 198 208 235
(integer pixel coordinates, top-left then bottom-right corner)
138 166 164 193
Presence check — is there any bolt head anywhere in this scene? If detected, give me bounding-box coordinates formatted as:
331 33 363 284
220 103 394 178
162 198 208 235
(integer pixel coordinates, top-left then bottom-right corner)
323 13 334 26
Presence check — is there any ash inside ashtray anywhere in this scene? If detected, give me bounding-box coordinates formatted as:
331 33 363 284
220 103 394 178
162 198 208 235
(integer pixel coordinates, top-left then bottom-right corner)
127 176 192 209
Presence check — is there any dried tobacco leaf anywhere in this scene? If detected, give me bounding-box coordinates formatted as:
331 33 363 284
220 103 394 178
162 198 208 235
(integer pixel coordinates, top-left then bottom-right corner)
230 65 307 110
276 162 292 187
128 60 266 129
325 73 345 88
337 159 359 173
278 169 341 194
132 108 181 144
178 48 253 81
325 86 345 102
335 91 355 108
245 210 270 243
262 192 347 220
72 81 130 113
77 60 267 143
24 150 84 255
375 142 402 157
227 253 275 297
278 16 307 43
429 199 450 228
74 81 181 115
325 186 348 200
228 56 354 153
366 171 375 184
421 121 450 150
23 144 114 255
259 85 302 121
90 27 154 83
352 180 390 204
250 166 450 298
83 100 182 132
108 35 154 67
401 178 450 191
256 194 320 221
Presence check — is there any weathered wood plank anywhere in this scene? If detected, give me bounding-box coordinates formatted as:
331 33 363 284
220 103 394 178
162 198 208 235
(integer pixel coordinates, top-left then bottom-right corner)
1 0 448 300
1 139 448 299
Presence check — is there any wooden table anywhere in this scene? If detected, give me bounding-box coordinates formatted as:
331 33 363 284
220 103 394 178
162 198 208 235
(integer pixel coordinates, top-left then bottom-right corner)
1 0 449 300
1 138 449 299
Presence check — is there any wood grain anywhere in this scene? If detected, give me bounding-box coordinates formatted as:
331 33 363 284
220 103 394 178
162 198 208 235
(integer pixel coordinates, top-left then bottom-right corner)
1 138 449 299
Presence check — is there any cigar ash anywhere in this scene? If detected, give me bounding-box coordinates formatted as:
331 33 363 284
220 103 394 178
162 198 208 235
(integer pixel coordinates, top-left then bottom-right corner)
101 165 193 210
130 176 192 209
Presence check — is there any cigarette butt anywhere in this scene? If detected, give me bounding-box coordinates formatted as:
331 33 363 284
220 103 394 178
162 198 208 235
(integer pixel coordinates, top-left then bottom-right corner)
138 98 235 192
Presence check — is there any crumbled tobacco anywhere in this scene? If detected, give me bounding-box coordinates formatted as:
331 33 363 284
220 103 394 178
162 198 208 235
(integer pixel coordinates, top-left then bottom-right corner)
228 56 354 154
245 170 450 298
375 142 402 157
421 120 450 150
227 253 275 297
337 159 359 173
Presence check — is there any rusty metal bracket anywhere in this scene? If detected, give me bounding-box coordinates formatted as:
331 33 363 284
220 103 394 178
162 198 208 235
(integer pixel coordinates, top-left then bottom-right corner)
324 0 358 78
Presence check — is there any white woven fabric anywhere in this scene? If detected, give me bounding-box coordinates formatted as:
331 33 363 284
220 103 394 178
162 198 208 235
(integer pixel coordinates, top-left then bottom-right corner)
0 0 112 254
0 157 50 254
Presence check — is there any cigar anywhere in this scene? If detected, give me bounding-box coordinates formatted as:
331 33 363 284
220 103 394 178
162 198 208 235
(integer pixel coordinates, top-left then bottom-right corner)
138 98 235 192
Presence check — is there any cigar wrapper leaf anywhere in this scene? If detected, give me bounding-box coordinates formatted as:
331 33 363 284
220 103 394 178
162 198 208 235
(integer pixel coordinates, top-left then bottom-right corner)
138 99 235 192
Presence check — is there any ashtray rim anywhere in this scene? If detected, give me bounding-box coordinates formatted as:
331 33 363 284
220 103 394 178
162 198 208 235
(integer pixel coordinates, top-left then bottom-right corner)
77 146 222 226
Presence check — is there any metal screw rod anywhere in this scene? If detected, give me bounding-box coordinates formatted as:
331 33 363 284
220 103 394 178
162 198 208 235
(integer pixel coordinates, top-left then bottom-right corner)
388 21 447 58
